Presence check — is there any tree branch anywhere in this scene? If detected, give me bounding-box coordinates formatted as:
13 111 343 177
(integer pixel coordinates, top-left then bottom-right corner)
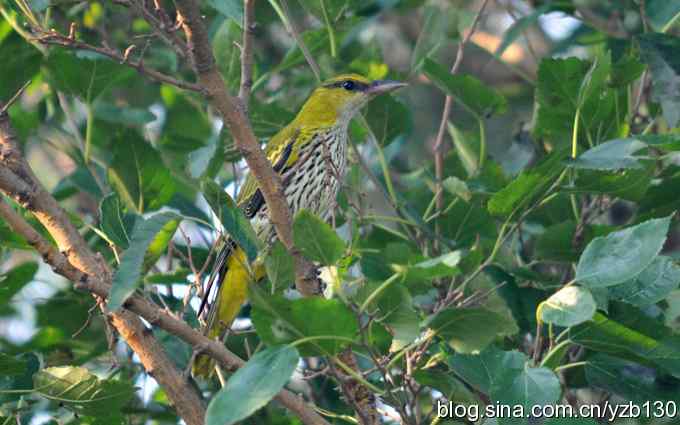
35 30 203 93
239 0 256 108
173 0 321 296
0 192 330 425
129 0 188 59
0 106 206 425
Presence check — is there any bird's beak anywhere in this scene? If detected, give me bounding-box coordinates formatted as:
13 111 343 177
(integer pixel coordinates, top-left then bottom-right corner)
366 80 408 95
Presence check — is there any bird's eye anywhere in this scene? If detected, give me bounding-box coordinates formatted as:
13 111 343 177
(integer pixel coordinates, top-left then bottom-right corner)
342 80 355 91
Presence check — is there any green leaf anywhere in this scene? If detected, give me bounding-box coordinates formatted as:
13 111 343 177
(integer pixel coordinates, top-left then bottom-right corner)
540 286 596 327
251 290 358 356
535 221 613 262
33 366 135 417
145 268 190 284
293 209 345 266
449 346 527 394
0 352 39 402
568 137 648 170
375 284 420 352
609 256 680 307
264 241 295 293
399 251 462 287
585 353 680 403
0 33 41 100
0 262 38 308
447 123 478 177
44 50 134 101
107 212 180 312
639 34 680 128
413 370 478 406
533 57 620 144
442 176 471 201
107 130 176 213
365 94 411 146
206 345 299 425
212 18 242 91
159 88 212 154
93 102 156 126
426 307 516 354
576 53 611 108
492 366 561 425
645 0 680 32
0 353 28 376
207 0 243 25
566 168 652 202
201 180 259 262
189 135 225 180
423 58 507 118
570 313 680 376
142 218 179 273
576 216 671 288
98 193 139 249
488 148 567 217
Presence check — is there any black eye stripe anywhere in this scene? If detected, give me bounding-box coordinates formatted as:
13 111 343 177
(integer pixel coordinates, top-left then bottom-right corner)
322 80 370 91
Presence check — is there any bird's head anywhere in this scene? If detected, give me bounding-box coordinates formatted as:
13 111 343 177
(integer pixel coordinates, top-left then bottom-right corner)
295 74 407 127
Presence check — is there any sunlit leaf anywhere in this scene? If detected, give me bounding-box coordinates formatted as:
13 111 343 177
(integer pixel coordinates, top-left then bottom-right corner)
33 366 135 418
576 216 671 288
540 286 596 327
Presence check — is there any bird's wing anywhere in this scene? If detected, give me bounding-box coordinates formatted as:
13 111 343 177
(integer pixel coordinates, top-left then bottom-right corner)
237 124 304 218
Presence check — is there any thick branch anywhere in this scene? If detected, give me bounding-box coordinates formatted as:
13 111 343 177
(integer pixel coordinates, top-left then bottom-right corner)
0 108 206 425
173 0 321 296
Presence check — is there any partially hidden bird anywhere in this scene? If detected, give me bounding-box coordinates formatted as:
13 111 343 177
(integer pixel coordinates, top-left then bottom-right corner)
193 74 406 377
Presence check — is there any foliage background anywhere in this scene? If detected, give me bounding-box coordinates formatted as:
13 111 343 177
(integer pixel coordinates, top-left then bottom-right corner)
2 0 680 424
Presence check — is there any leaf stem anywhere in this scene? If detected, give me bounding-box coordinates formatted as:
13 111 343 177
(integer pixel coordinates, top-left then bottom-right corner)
477 117 486 172
571 107 581 159
554 361 588 373
319 0 337 58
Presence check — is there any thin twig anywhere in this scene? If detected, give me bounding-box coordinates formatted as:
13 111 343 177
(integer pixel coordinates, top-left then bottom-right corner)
0 81 30 115
431 0 490 249
239 0 256 108
35 31 202 92
129 0 188 58
278 0 321 81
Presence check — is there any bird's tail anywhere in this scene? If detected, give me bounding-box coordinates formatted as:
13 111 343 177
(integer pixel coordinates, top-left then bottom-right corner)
192 244 251 378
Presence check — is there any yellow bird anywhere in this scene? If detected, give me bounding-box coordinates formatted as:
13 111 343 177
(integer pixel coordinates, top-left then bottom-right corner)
193 74 406 377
